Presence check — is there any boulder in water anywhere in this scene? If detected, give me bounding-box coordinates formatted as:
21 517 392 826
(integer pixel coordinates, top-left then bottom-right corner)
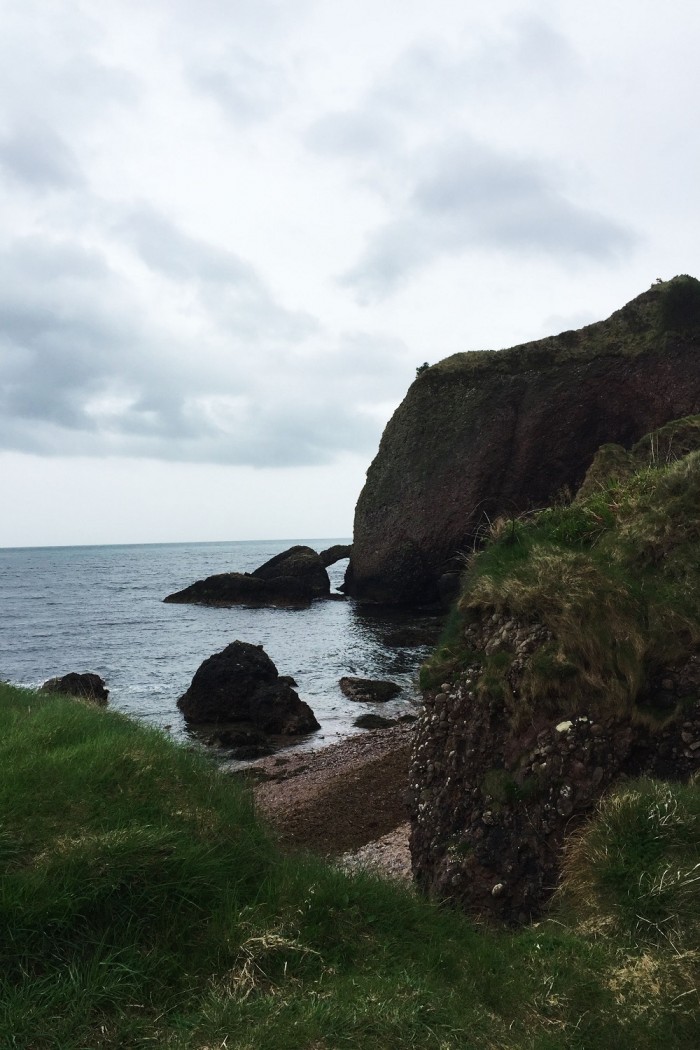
164 545 330 608
178 640 320 736
339 677 401 703
40 672 109 705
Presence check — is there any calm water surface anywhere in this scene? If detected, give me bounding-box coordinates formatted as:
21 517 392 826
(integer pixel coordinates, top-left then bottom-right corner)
0 539 439 754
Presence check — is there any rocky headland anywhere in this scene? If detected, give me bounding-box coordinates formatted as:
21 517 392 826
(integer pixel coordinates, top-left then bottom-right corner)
292 277 700 922
346 277 700 606
173 280 700 921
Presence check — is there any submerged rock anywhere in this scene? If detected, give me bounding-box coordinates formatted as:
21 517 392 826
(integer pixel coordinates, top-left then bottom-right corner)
164 545 330 608
178 640 320 736
40 672 109 705
340 677 401 703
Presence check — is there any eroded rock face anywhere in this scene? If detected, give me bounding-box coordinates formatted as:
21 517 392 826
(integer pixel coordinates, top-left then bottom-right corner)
164 545 330 608
319 543 352 567
347 280 700 605
40 672 109 705
178 640 320 735
409 616 700 924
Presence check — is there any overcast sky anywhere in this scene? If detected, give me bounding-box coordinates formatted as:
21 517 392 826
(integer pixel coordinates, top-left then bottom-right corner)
1 0 698 547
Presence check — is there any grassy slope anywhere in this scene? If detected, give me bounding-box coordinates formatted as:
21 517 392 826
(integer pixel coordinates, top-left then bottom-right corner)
1 683 698 1048
422 422 700 730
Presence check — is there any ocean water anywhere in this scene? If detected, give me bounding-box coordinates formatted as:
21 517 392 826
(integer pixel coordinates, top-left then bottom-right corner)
0 539 439 756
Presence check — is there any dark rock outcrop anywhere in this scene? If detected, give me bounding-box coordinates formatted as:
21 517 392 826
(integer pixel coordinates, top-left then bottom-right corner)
40 672 109 705
347 277 700 605
339 677 401 703
178 640 319 736
250 545 330 597
353 713 394 729
410 628 700 925
164 545 330 608
319 543 352 567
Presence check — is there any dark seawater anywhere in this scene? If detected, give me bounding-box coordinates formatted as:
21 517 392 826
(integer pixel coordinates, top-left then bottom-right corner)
0 540 439 756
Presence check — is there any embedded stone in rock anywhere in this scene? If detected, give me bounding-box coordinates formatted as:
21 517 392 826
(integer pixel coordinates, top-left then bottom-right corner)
340 677 401 703
178 640 320 735
40 672 109 705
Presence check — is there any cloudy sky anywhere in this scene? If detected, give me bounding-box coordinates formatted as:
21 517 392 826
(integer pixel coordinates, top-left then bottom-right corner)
1 0 698 547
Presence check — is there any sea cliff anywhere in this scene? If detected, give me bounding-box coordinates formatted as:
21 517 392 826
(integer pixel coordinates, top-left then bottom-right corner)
347 276 700 605
409 414 700 922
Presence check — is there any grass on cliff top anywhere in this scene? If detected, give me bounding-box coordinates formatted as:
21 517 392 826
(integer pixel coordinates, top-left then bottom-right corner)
417 275 700 383
1 681 699 1048
421 423 700 726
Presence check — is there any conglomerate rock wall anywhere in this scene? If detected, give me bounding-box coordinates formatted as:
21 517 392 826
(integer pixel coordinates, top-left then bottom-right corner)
409 613 700 924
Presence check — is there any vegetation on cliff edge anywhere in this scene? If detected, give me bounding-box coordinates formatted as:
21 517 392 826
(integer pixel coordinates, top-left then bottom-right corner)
1 682 698 1048
422 416 700 729
420 275 700 382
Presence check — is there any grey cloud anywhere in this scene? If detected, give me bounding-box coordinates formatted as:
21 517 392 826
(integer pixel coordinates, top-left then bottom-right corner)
372 15 578 116
0 7 139 142
0 236 200 441
304 332 413 401
342 139 637 298
0 232 400 467
120 207 256 284
119 205 316 343
188 51 289 122
508 14 578 72
305 15 578 166
303 14 618 297
183 398 383 468
305 110 401 158
169 0 310 38
0 122 84 190
10 237 111 282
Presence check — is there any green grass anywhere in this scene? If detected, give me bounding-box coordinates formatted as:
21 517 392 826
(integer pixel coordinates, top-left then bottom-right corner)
428 432 700 729
419 604 476 690
558 778 700 951
1 682 698 1048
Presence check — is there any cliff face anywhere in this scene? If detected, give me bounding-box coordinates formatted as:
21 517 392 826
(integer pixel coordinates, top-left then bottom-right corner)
347 277 700 605
409 419 700 923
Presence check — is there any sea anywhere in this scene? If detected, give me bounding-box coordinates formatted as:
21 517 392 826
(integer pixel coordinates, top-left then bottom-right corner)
0 539 440 758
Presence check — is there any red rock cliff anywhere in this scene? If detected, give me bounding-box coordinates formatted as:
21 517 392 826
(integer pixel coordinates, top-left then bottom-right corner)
346 277 700 605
